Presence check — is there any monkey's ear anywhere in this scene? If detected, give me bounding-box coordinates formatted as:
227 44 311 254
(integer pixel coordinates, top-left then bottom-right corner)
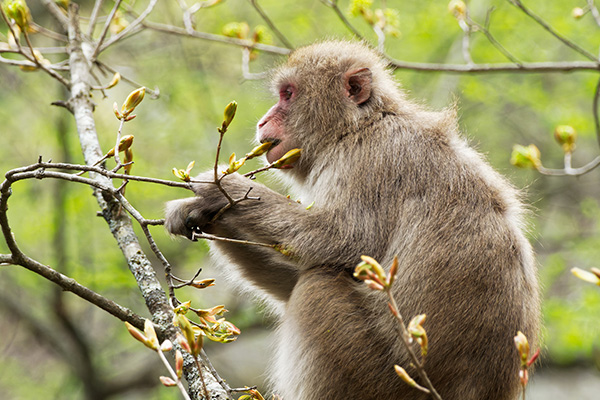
344 68 372 105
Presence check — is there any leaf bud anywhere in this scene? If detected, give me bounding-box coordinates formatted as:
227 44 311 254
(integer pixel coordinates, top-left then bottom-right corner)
572 7 585 19
160 339 173 352
190 278 216 289
113 102 122 119
175 350 184 378
273 148 302 168
394 365 418 388
125 321 148 345
245 142 273 159
571 267 600 286
159 376 177 387
2 0 32 31
514 331 530 366
175 314 196 354
121 87 145 117
106 135 134 157
553 125 577 153
222 22 250 39
448 0 467 19
106 72 121 89
222 100 238 130
510 144 541 170
144 319 159 350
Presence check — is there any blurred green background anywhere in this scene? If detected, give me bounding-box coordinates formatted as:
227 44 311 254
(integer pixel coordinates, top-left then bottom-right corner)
1 0 600 398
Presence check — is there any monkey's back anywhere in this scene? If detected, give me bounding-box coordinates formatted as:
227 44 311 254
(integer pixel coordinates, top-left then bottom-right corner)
273 111 540 400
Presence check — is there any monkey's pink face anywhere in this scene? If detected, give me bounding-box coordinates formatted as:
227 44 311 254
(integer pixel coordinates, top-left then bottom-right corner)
257 83 299 166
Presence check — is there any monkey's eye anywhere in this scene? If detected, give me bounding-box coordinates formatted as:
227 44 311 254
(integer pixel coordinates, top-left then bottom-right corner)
280 85 295 101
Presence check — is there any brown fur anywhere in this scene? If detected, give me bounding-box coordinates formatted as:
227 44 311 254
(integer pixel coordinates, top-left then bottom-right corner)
165 41 540 400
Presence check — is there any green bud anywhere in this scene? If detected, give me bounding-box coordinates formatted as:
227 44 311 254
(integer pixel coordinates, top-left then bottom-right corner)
554 125 577 153
245 142 273 159
394 365 418 388
510 144 541 170
2 0 32 30
121 87 145 117
273 148 302 168
223 101 238 129
222 22 250 39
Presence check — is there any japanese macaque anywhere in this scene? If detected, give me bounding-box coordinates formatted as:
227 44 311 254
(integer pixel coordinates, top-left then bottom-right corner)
165 41 540 400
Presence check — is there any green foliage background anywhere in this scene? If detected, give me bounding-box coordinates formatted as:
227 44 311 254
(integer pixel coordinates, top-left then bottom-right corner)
1 0 599 398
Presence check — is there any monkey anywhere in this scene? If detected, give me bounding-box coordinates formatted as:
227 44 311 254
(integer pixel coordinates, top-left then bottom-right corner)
165 41 540 400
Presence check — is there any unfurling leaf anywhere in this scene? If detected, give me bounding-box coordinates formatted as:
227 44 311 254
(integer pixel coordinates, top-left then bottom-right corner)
510 144 541 170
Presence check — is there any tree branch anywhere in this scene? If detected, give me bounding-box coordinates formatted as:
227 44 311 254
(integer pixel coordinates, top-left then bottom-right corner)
509 0 599 62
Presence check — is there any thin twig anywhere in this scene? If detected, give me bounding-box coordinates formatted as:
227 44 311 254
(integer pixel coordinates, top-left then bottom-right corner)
386 59 600 73
468 8 522 66
142 20 291 55
593 75 600 150
87 0 105 37
157 347 192 400
458 17 473 65
31 22 68 41
192 232 275 249
509 0 598 62
100 0 159 53
588 0 600 27
91 0 123 60
537 156 600 176
96 61 160 98
248 0 293 49
320 0 364 40
387 291 443 400
200 348 235 400
241 47 269 80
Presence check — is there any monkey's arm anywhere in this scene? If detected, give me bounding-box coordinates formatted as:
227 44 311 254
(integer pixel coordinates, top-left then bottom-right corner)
165 171 370 299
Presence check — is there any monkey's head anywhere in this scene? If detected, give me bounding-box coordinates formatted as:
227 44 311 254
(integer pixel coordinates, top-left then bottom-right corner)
256 41 403 176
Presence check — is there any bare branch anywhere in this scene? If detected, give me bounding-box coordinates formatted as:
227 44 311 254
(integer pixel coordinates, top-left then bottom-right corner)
100 0 159 53
593 75 600 149
142 20 291 55
509 0 599 62
588 0 600 27
248 0 293 49
386 59 600 73
40 0 69 28
469 8 522 66
537 156 600 176
320 0 364 40
87 0 105 37
92 0 123 60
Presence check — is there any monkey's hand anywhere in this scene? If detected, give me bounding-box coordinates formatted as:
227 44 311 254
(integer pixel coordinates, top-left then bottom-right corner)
165 171 254 239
